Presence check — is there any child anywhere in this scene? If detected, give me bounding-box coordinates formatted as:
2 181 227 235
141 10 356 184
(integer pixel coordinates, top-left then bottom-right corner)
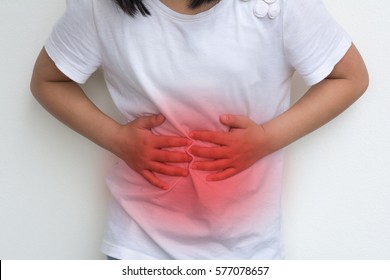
31 0 368 259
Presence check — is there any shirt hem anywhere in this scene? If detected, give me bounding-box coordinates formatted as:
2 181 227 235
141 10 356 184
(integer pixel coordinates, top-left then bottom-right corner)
303 37 352 86
44 38 91 84
101 240 161 260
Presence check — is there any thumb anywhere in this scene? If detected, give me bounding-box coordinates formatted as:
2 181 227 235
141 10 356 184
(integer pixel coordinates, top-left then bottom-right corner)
220 114 251 129
135 114 165 129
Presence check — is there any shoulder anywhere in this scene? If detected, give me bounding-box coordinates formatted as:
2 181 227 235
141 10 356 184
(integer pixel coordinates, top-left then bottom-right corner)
281 0 327 18
63 0 117 22
64 0 109 15
65 0 93 9
63 0 94 18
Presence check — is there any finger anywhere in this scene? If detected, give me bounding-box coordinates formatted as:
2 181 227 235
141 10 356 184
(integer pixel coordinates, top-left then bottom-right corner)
206 168 238 181
191 159 230 171
149 162 189 177
153 135 192 148
189 131 228 145
189 146 228 159
141 170 169 190
220 114 252 129
153 150 192 163
135 114 165 129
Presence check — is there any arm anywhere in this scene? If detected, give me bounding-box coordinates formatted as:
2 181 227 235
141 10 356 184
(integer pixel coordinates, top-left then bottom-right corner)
190 44 369 180
31 48 191 189
263 43 368 153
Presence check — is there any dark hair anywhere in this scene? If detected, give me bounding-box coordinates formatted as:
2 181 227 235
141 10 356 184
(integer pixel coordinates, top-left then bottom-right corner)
113 0 219 17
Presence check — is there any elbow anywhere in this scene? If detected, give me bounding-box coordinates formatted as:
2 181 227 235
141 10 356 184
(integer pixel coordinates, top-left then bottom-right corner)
361 70 369 95
354 64 369 99
30 59 43 100
329 43 369 99
30 76 46 102
351 44 370 98
30 77 39 99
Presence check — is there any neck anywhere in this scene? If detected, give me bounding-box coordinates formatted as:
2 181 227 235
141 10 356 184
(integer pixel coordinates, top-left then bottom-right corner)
159 0 219 15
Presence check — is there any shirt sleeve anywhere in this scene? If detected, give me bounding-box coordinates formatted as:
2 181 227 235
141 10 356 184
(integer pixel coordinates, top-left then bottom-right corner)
283 0 352 86
45 0 101 84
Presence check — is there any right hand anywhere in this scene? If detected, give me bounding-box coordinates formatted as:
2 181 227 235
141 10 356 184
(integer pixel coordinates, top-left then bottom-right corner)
111 114 192 190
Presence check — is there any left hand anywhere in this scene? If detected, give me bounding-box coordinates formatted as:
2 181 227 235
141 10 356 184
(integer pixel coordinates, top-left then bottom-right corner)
189 114 269 181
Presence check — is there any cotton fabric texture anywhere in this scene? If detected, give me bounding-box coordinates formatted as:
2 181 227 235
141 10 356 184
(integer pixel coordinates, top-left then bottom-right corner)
45 0 351 259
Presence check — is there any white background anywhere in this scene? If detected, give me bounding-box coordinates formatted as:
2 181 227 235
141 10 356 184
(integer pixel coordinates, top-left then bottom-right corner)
1 0 389 259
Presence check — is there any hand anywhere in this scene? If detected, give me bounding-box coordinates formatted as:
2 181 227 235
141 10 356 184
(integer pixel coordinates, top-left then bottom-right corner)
112 114 192 190
189 115 269 181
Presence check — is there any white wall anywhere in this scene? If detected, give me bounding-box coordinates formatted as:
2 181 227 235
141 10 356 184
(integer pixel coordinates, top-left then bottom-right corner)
1 0 389 260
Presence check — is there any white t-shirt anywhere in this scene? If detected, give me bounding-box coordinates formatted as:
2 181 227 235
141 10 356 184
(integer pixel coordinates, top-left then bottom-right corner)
45 0 351 259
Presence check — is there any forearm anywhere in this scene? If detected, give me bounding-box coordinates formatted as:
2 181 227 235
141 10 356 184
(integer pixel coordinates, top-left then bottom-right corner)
263 76 366 154
30 48 122 155
262 44 368 154
31 49 193 188
31 80 121 154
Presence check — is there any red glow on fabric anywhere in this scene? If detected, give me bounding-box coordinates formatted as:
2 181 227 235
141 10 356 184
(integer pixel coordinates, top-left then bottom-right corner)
108 100 276 240
148 138 271 235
